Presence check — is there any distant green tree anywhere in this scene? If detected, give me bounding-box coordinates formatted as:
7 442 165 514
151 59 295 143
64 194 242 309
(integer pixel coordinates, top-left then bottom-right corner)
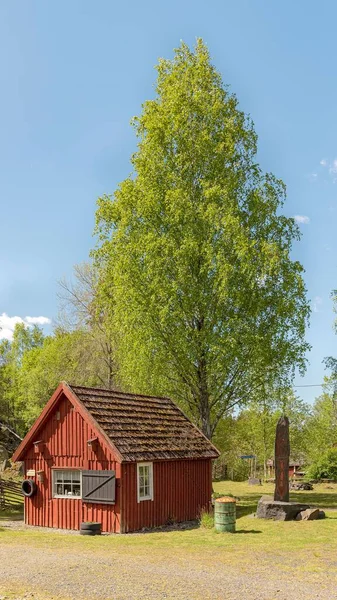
0 265 121 435
15 321 121 433
282 391 311 463
94 39 310 438
57 262 119 389
305 384 337 462
0 323 44 431
213 389 310 479
306 447 337 481
323 288 337 396
0 339 11 423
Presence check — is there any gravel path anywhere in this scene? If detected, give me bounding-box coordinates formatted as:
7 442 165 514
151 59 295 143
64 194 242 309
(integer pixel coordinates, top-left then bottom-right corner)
1 523 337 600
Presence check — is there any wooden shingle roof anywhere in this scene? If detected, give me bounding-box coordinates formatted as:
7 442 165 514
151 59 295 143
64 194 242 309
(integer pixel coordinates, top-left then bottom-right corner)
70 385 219 462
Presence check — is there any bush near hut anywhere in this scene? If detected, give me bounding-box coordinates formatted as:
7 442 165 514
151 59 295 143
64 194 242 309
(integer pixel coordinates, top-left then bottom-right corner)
199 509 214 529
306 448 337 481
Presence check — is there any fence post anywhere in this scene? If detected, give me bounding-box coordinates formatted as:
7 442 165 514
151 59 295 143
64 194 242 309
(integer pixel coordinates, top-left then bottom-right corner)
0 478 4 509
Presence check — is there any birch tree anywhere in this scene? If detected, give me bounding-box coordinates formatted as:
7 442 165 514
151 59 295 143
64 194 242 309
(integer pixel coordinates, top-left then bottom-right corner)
94 40 310 438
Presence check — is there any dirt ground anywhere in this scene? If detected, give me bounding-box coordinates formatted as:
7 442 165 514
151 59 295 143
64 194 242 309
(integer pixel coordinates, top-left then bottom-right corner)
1 521 337 600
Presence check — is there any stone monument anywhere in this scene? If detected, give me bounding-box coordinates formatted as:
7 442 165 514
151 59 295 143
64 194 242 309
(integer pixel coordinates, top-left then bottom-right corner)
274 416 290 502
256 415 310 520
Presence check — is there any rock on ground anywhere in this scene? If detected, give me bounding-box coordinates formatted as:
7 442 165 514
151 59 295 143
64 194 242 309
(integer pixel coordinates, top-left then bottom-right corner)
295 508 320 521
256 496 310 521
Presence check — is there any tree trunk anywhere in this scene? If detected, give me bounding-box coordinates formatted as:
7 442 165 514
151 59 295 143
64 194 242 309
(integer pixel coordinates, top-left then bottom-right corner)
196 352 211 439
200 400 211 439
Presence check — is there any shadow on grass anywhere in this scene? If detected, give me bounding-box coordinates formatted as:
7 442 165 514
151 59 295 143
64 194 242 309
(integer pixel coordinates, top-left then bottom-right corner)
236 503 257 518
135 520 200 534
289 492 337 509
235 529 262 534
0 511 24 522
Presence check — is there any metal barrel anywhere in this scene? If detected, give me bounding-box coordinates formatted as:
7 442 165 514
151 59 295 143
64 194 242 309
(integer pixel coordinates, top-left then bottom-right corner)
214 496 236 533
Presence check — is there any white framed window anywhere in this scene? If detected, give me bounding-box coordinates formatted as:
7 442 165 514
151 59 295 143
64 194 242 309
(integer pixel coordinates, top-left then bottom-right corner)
52 469 82 499
137 462 153 502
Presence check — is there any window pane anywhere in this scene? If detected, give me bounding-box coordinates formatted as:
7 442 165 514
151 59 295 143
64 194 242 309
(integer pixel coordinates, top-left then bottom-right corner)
138 464 152 500
53 470 81 497
72 484 81 496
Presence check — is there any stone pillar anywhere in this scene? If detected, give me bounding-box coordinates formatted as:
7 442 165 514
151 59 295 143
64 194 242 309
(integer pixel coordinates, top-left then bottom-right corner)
274 416 290 503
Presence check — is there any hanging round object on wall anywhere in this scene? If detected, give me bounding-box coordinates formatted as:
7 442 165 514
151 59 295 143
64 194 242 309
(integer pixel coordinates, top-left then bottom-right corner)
21 479 37 497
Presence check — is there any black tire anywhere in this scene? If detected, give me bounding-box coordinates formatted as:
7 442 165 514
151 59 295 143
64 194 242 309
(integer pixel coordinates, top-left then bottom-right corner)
80 522 101 532
22 479 37 498
80 529 98 536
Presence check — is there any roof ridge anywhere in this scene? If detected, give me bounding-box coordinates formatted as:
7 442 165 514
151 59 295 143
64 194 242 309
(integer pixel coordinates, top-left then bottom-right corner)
69 384 171 403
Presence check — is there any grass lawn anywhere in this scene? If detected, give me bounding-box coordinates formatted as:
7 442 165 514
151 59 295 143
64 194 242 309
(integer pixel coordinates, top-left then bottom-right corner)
214 479 337 516
1 481 337 599
1 480 337 553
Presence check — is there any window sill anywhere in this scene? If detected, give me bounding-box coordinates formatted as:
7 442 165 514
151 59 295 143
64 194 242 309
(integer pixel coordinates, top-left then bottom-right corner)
53 495 82 500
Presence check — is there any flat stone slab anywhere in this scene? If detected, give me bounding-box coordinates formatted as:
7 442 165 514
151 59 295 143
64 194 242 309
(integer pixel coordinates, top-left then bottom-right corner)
256 496 310 521
295 508 320 521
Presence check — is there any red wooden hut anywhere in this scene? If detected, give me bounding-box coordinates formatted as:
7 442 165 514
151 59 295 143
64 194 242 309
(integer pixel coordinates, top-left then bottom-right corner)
13 382 219 533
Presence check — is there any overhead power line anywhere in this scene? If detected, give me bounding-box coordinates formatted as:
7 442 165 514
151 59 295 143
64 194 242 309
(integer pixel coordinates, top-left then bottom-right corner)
293 383 330 388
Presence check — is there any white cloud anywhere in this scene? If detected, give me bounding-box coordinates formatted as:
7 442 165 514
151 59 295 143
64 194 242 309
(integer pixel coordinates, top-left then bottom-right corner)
329 159 337 175
294 215 310 225
0 313 51 341
317 157 337 182
25 316 51 326
313 296 323 313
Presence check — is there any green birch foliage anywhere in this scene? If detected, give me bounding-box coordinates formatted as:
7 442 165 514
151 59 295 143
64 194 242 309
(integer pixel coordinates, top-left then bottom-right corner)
305 385 337 462
0 324 44 432
94 40 310 438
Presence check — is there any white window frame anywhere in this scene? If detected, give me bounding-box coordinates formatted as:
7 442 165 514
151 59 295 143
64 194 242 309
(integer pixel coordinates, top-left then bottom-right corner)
52 469 82 499
137 462 154 502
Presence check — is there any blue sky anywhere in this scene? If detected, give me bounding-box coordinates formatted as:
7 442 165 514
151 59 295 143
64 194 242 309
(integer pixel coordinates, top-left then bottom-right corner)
0 0 336 404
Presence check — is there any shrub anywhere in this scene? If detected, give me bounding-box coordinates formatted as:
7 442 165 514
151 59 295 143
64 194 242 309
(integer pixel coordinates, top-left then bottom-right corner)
199 509 214 529
306 448 337 481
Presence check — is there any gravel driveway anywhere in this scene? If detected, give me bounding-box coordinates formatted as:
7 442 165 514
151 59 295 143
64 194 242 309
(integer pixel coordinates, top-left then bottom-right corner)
1 522 337 600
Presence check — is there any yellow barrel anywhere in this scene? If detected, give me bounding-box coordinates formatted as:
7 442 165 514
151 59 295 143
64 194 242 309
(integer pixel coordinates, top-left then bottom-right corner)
214 496 236 533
